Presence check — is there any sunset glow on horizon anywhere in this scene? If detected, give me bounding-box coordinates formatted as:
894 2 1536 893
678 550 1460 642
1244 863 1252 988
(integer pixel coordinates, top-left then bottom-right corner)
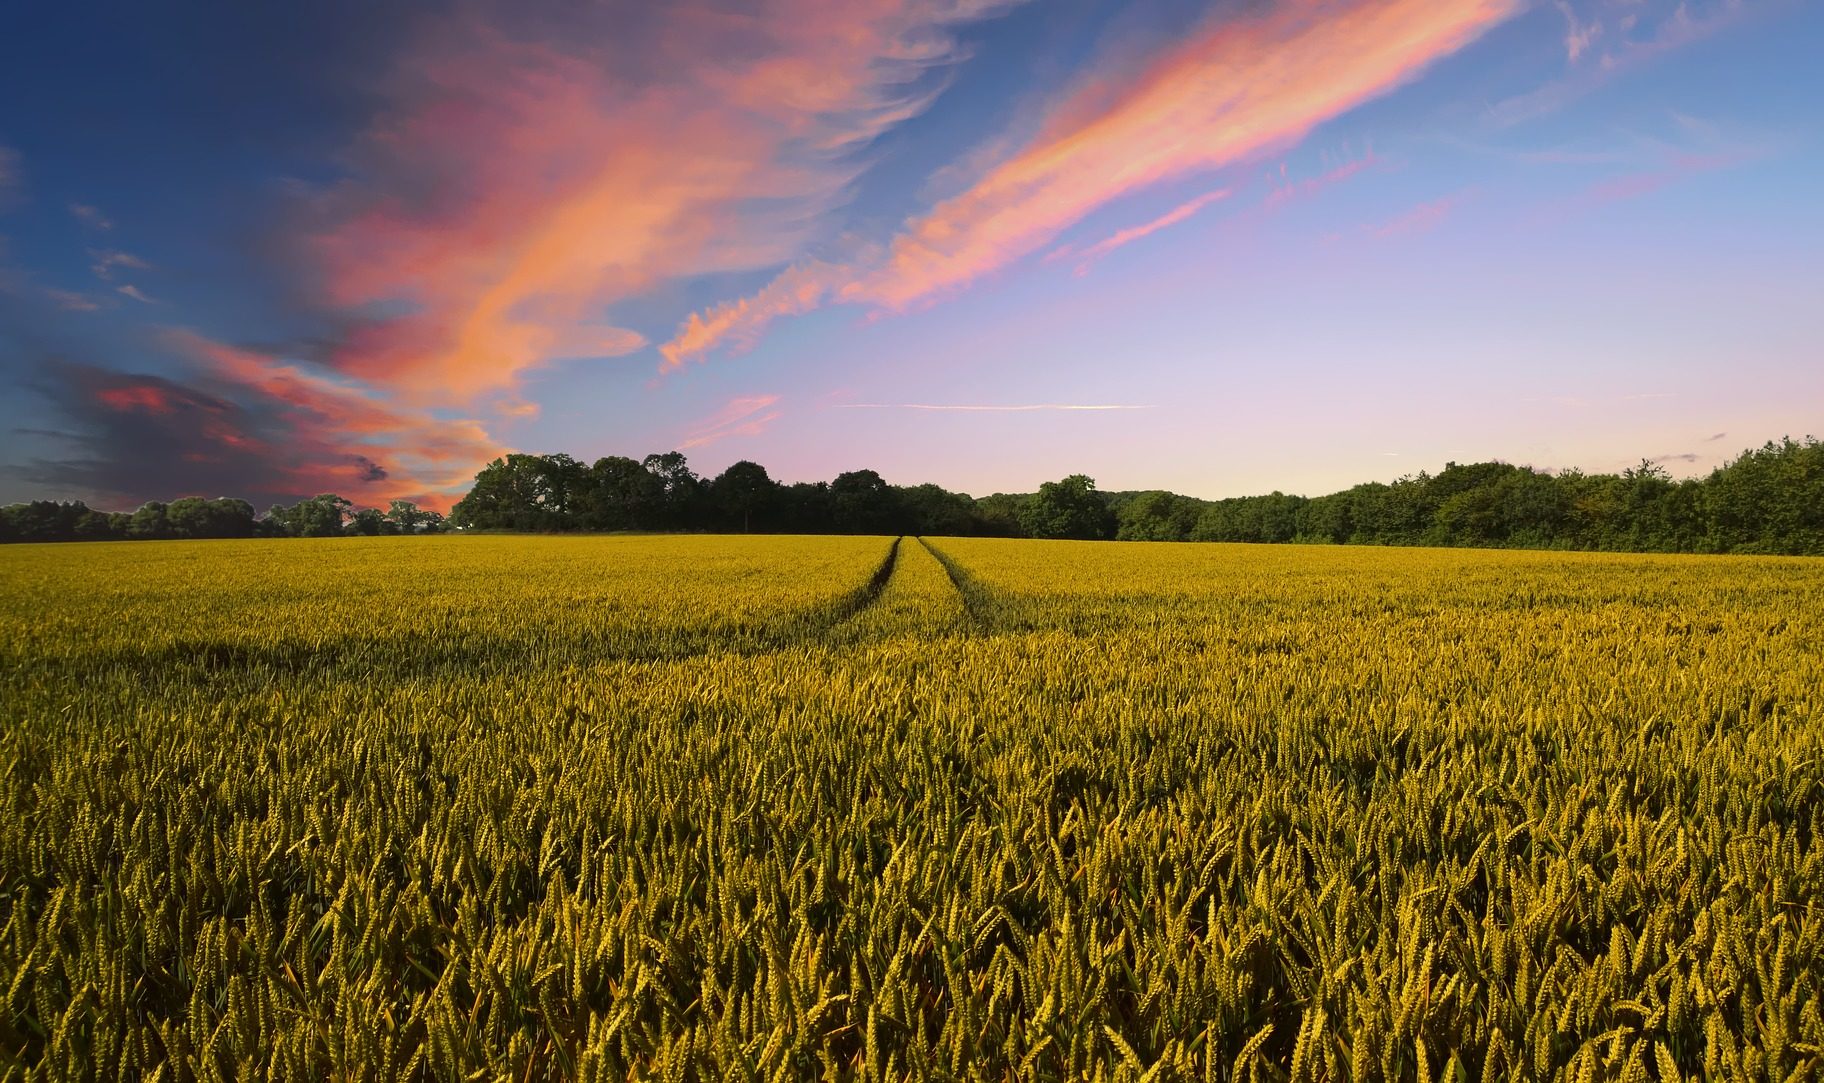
2 0 1819 512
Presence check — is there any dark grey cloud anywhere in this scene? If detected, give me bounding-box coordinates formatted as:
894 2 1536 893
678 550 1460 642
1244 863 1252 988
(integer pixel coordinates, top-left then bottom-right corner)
14 359 399 511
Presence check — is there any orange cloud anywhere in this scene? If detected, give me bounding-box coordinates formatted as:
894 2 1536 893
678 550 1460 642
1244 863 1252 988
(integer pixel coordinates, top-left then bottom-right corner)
848 0 1517 310
679 394 784 449
166 330 509 508
659 260 854 373
662 0 1518 366
310 1 1014 401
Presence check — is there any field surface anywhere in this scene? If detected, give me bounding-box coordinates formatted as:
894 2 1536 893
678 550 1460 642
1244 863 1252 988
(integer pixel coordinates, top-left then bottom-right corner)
2 536 1822 1081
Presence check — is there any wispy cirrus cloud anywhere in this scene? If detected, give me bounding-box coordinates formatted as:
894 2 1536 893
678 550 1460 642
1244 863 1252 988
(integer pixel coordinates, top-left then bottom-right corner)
1490 0 1756 127
1050 189 1230 275
44 289 103 312
1263 147 1381 211
661 0 1520 368
660 258 855 373
89 249 150 281
679 394 784 449
308 0 1019 402
1554 1 1601 63
69 203 112 230
1362 192 1464 239
115 284 156 304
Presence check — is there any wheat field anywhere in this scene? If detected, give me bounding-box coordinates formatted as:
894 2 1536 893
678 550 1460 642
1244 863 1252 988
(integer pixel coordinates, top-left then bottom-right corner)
2 536 1820 1081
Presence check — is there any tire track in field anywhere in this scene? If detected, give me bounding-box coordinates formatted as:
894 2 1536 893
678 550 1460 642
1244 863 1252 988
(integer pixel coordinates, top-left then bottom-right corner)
915 537 997 632
821 535 903 630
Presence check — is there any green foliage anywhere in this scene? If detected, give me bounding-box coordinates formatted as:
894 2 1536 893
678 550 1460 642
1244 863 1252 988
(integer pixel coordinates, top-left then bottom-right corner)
6 435 1821 552
1022 474 1116 540
3 535 1819 1079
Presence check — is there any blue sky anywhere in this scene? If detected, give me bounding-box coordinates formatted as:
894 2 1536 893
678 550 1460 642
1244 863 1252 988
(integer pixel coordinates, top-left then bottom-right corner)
1 0 1819 510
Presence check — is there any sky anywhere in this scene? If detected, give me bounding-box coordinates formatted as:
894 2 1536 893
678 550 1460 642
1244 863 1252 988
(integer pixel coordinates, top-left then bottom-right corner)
0 0 1819 512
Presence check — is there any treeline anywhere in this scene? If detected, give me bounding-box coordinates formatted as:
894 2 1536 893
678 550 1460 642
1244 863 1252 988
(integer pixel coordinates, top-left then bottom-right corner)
446 438 1823 554
447 452 1027 537
5 436 1819 553
0 495 446 543
1116 437 1823 555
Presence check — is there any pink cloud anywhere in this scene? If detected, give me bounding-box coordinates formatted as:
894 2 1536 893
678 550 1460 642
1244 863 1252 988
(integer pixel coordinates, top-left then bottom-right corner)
164 330 510 508
679 394 784 449
1364 192 1463 238
1262 148 1382 211
307 1 1016 402
1555 1 1601 63
659 259 853 373
661 0 1518 366
95 383 181 414
1059 188 1231 275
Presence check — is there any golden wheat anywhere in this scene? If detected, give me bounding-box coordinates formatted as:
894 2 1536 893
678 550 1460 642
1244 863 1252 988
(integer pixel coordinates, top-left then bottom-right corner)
1 535 1819 1080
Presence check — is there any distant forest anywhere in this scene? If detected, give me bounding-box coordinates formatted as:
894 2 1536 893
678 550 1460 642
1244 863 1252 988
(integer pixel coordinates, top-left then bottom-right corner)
4 436 1821 554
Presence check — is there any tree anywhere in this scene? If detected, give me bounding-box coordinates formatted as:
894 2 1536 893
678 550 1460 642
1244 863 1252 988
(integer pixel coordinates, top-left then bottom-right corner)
777 482 833 534
711 461 779 533
298 495 353 537
1117 490 1201 542
127 502 170 540
451 455 554 531
536 454 589 521
386 499 443 534
642 452 705 529
897 483 980 537
831 470 900 535
164 496 256 539
580 456 663 531
346 507 387 535
1022 475 1114 540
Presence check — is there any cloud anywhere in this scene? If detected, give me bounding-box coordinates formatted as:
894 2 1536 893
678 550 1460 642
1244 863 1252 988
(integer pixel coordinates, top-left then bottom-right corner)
18 333 510 511
69 203 113 230
1705 431 1727 442
1650 451 1702 464
1362 192 1463 239
661 0 1518 366
833 402 1155 412
1548 150 1746 221
1555 1 1600 63
44 289 103 312
1054 188 1230 275
1262 148 1381 211
115 284 157 304
679 394 783 449
659 258 855 373
845 0 1516 311
1489 0 1755 126
89 249 150 281
305 0 1018 401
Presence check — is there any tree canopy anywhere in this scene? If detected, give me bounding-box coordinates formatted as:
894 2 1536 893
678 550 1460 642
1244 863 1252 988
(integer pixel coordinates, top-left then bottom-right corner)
5 436 1821 555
